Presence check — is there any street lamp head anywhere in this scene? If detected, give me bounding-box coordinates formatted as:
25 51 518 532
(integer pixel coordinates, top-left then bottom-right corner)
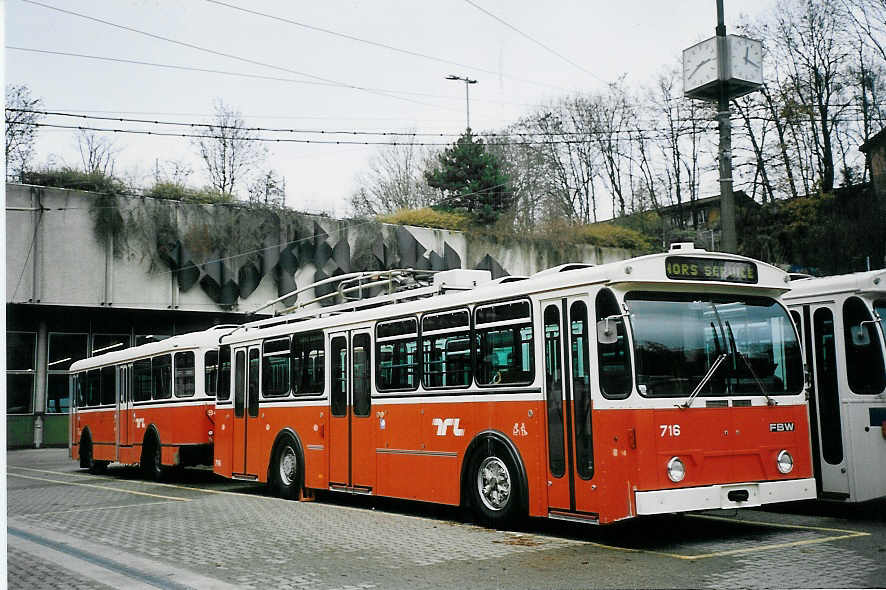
445 74 461 80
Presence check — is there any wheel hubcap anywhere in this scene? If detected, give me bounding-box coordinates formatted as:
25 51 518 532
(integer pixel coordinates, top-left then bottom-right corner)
477 456 511 511
279 446 297 486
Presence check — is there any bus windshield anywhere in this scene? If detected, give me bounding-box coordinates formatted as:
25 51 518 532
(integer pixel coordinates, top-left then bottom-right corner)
626 292 803 398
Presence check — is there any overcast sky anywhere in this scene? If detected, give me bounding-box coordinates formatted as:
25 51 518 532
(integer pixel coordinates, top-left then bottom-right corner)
7 0 774 217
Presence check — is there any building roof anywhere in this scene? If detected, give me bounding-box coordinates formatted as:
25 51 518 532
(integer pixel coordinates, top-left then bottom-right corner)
859 128 886 153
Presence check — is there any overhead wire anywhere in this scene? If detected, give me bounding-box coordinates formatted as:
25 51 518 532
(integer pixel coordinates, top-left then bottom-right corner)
6 108 721 138
18 0 451 111
18 121 704 145
463 0 609 85
6 46 551 110
203 0 573 93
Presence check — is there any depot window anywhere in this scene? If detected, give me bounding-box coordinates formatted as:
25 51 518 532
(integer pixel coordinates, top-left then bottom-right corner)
422 309 471 389
262 337 291 397
475 300 534 386
377 318 419 391
7 332 36 414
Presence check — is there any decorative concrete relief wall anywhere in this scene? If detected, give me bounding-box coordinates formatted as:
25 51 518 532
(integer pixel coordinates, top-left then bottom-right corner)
6 185 634 313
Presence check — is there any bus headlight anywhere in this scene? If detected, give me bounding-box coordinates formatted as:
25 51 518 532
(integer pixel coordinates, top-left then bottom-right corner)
776 450 794 474
667 457 686 483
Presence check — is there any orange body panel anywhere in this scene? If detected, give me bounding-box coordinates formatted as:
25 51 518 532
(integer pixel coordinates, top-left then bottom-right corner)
211 397 812 524
72 403 214 467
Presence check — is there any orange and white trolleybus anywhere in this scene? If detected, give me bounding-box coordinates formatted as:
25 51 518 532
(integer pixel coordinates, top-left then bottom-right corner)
211 244 816 525
70 327 232 478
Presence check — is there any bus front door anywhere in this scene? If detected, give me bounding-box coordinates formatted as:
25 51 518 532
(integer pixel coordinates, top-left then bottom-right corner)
232 346 262 478
809 304 850 498
542 297 597 518
329 329 375 493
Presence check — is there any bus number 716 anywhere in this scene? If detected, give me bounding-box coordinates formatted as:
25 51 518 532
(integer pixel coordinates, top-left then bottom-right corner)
660 424 681 437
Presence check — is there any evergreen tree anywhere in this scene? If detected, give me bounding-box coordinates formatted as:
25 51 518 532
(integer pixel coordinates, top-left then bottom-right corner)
424 132 513 225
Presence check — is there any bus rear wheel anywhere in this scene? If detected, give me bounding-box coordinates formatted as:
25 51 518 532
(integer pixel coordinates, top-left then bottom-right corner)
270 436 302 500
469 446 522 526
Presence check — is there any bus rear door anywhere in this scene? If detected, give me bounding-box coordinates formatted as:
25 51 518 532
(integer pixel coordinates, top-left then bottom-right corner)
329 328 375 493
232 346 262 478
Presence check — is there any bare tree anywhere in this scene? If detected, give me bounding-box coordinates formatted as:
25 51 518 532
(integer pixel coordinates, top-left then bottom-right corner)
5 84 43 181
77 129 119 176
843 0 886 63
193 99 266 198
153 158 193 186
350 138 437 216
249 169 286 207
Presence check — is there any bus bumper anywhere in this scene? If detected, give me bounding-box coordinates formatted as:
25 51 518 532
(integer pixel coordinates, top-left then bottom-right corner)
635 478 816 515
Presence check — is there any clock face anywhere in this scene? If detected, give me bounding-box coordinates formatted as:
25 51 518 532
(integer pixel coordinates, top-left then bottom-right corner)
728 35 763 84
683 37 718 94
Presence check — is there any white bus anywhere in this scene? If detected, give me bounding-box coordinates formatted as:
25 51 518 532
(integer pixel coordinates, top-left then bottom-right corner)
784 270 886 502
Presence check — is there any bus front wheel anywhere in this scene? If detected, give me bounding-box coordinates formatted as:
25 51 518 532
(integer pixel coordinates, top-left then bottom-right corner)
469 445 522 525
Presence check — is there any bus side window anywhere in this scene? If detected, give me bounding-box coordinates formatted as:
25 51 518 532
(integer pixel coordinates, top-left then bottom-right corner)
74 372 86 407
595 289 632 399
100 365 115 405
376 318 418 392
87 369 101 406
475 300 534 386
262 337 291 397
292 331 325 395
152 354 172 400
174 351 196 397
217 346 231 401
204 350 218 397
843 296 886 395
133 358 152 402
422 309 471 389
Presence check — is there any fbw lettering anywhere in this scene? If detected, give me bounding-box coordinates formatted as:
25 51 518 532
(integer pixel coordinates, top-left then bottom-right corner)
769 422 795 432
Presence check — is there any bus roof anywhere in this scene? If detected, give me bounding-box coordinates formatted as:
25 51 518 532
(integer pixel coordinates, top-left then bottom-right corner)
221 246 791 346
69 326 236 372
784 269 886 301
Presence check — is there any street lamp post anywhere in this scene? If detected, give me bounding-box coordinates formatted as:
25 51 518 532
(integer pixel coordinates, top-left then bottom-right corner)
446 74 477 132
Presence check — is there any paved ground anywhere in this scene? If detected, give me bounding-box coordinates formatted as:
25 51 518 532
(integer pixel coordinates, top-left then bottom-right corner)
6 448 886 589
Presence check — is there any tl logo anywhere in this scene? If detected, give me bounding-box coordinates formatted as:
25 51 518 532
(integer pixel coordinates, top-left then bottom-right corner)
432 418 465 437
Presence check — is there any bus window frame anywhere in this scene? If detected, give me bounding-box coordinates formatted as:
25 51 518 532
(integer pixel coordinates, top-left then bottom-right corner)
421 308 472 390
375 316 420 393
474 298 535 388
262 336 292 398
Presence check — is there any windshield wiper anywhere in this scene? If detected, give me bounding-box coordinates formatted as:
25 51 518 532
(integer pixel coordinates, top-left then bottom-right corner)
678 353 729 409
725 320 776 406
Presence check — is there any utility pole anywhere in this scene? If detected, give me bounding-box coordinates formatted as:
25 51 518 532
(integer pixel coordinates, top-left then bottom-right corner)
683 1 760 253
446 74 477 132
716 0 737 253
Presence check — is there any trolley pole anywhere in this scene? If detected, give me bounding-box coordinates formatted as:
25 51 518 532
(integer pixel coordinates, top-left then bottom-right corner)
716 0 737 253
446 74 478 133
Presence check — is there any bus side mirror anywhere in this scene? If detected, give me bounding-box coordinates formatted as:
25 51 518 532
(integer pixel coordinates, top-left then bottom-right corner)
597 319 619 345
850 324 871 347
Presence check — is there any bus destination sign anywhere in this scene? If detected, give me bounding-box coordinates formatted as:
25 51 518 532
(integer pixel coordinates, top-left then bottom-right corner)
665 256 758 284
